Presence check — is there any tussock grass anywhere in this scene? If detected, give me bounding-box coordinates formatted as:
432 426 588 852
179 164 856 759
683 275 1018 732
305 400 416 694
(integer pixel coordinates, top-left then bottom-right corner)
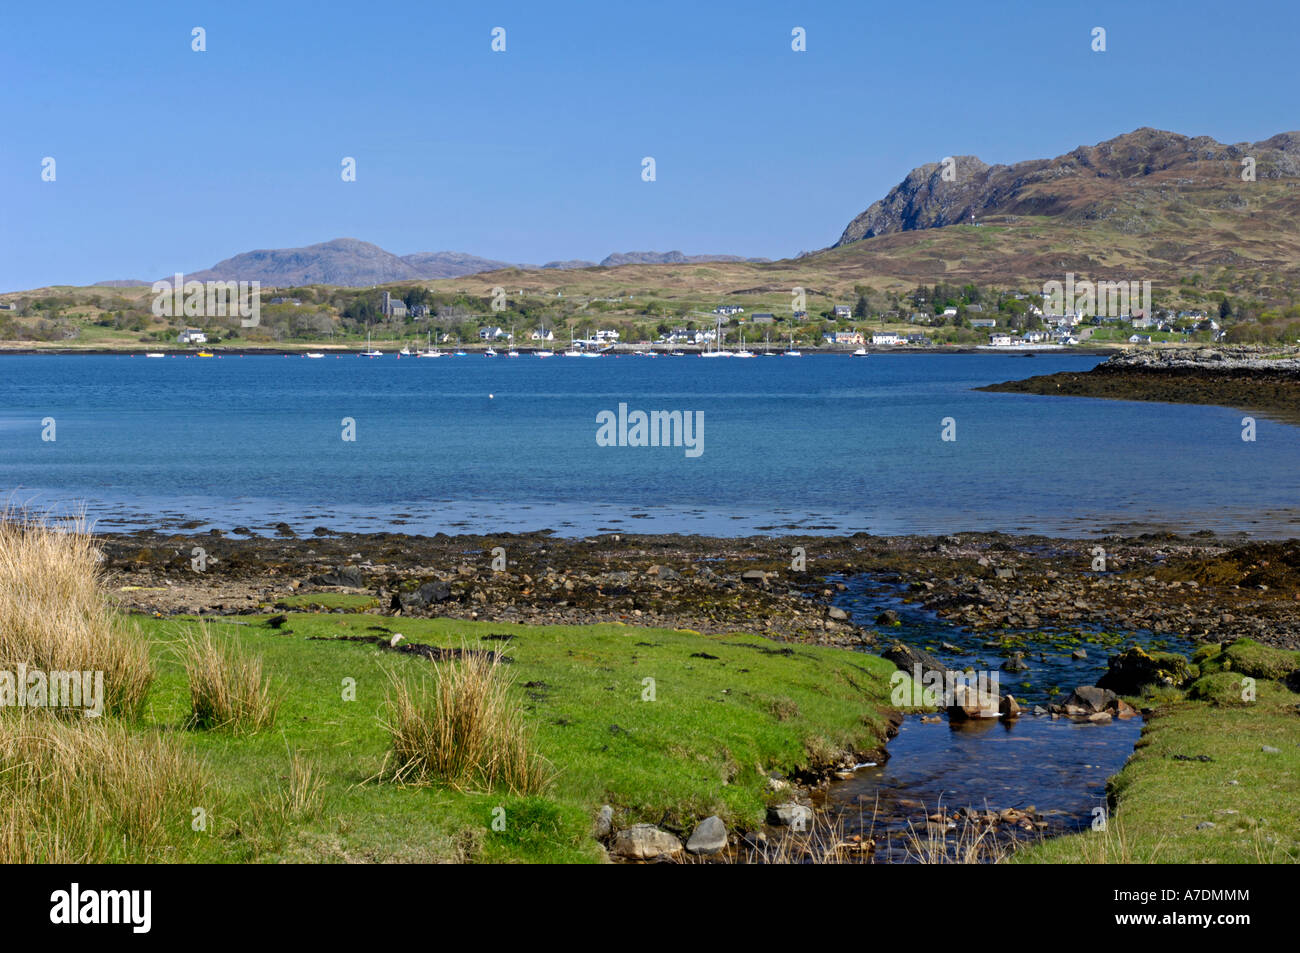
0 515 151 716
381 651 553 795
0 711 206 862
180 624 279 733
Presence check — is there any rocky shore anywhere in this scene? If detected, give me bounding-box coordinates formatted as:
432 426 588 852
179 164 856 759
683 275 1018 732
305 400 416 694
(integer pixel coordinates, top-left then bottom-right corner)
100 527 1300 650
978 345 1300 419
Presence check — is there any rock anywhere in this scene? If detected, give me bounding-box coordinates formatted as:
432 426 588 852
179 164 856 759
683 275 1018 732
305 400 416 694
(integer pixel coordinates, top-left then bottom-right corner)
766 775 790 793
875 609 900 626
611 824 682 861
686 816 728 855
1001 654 1030 672
1197 821 1216 830
307 566 365 589
1000 694 1022 719
1088 711 1113 723
1071 648 1088 659
265 614 288 629
652 565 681 582
1097 646 1191 694
402 579 451 609
741 570 770 586
1262 745 1281 754
882 642 948 679
948 683 1001 720
274 522 295 537
995 568 1015 579
766 803 813 828
1060 685 1120 716
594 805 614 838
827 606 849 621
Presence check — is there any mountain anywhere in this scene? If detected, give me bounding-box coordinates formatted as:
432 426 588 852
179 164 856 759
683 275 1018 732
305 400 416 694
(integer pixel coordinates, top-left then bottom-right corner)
186 238 421 286
399 251 518 279
835 127 1300 245
173 240 767 287
597 251 769 267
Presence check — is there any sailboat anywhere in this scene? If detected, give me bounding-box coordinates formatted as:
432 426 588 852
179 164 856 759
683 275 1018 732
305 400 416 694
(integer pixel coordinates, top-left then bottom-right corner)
783 332 801 357
506 325 519 357
417 331 442 357
398 340 414 356
563 328 582 357
305 352 325 359
733 330 755 358
361 329 383 357
452 336 467 356
700 319 729 357
762 332 779 356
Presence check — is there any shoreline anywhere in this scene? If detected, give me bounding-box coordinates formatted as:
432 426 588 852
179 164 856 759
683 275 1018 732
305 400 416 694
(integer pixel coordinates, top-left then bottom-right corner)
980 346 1300 419
0 344 1116 357
99 526 1300 650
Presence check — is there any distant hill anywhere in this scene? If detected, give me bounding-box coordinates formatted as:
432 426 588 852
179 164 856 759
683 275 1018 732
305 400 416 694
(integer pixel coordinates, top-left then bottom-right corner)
399 251 517 279
93 279 149 287
172 239 770 287
598 251 769 267
186 239 421 287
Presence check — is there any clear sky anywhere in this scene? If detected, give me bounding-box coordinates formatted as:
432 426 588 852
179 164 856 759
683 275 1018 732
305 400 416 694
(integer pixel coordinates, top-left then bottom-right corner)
3 0 1298 290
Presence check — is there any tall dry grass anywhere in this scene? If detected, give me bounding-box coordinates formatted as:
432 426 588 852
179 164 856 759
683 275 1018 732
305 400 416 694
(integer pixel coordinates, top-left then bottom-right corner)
0 712 206 862
0 515 151 716
180 624 279 733
381 651 553 795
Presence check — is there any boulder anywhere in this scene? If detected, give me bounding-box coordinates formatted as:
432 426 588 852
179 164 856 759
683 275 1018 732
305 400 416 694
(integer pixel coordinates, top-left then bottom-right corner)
1060 685 1120 716
1001 654 1030 672
685 816 728 855
766 803 813 828
741 570 771 586
882 642 948 679
594 805 614 838
307 566 365 589
948 682 1001 720
1097 646 1191 694
875 609 901 626
402 580 451 609
1000 694 1022 719
827 606 849 621
611 824 682 861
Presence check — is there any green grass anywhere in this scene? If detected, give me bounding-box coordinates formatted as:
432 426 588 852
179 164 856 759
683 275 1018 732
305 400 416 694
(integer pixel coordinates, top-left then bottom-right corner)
128 612 899 863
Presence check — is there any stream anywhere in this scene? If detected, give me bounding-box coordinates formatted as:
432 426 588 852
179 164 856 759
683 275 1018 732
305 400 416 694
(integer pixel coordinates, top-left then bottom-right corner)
827 572 1192 862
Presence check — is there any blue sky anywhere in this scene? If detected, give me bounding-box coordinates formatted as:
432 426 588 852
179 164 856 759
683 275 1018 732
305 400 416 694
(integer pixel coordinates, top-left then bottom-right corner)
2 0 1297 290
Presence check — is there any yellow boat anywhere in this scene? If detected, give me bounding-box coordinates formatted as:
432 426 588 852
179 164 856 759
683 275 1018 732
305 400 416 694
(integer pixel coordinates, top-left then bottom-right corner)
197 351 214 357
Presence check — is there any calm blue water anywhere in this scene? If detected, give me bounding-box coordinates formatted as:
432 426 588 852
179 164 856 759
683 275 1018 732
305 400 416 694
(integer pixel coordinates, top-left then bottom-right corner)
1 352 1297 537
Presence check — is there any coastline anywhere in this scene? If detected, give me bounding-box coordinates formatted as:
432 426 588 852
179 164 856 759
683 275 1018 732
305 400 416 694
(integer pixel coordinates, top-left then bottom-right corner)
101 526 1300 650
980 346 1300 419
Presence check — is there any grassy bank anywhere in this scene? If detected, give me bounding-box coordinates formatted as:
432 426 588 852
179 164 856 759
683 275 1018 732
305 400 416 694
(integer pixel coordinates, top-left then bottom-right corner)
1015 639 1300 864
8 607 900 862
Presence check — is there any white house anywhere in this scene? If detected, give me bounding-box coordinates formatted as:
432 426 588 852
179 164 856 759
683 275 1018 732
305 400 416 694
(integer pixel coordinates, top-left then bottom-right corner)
942 307 958 318
530 327 554 341
1022 330 1048 343
871 332 900 346
178 328 207 344
833 305 852 319
990 333 1014 347
478 326 508 340
1128 334 1152 344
